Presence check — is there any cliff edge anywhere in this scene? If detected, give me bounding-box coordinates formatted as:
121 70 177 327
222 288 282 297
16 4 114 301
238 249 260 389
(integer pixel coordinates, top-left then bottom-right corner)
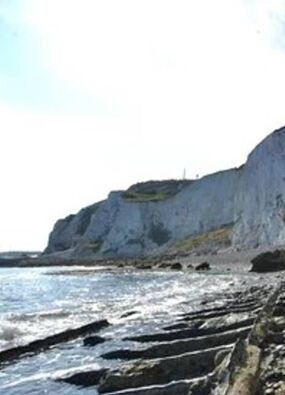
44 126 285 259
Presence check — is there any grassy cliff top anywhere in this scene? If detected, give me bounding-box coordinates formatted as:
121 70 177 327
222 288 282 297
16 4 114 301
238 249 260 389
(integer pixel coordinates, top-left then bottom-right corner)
122 179 193 202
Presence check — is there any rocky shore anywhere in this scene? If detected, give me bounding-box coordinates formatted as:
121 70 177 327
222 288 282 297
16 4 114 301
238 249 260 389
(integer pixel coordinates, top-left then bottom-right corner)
8 243 285 276
57 280 285 395
1 262 284 395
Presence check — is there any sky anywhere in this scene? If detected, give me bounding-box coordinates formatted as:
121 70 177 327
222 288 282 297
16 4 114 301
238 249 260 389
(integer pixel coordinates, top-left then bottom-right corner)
1 0 285 251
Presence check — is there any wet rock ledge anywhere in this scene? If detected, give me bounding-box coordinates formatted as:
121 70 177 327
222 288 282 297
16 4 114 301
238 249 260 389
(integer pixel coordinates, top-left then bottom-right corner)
1 280 283 394
57 283 285 395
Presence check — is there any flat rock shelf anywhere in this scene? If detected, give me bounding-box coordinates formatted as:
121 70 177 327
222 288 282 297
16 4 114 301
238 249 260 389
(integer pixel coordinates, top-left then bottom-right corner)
52 283 285 395
1 275 284 395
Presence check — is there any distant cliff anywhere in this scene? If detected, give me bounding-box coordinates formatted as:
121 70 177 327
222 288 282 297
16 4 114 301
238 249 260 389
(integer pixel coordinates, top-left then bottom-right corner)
44 126 285 259
0 251 40 267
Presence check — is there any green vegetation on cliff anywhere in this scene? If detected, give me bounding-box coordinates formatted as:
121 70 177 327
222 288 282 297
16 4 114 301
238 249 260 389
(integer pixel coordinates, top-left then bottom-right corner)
173 225 233 253
122 180 193 202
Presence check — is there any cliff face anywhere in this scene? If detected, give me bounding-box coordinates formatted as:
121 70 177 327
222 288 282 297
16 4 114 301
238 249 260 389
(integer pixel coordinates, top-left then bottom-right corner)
44 203 100 254
232 128 285 247
44 127 285 258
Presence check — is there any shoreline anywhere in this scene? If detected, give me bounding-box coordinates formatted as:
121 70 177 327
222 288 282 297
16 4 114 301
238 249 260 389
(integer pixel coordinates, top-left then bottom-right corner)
1 245 285 273
1 268 283 394
0 253 284 394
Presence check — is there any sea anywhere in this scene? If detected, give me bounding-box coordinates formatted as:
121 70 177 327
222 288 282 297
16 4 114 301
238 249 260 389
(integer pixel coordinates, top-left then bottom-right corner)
0 266 262 394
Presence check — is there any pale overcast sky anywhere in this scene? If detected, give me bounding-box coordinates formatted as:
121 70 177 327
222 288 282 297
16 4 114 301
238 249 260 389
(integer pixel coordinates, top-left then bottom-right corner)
1 0 285 251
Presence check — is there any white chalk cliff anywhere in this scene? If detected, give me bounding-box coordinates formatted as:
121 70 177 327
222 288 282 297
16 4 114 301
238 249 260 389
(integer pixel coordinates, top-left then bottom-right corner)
44 127 285 258
232 128 285 247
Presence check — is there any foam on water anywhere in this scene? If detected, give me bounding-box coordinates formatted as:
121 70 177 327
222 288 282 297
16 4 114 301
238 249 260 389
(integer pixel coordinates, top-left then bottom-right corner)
8 309 72 321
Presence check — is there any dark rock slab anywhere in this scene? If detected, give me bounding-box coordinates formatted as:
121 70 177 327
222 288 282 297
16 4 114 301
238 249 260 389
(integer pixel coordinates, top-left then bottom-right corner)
102 376 210 395
124 317 255 343
60 369 107 387
83 335 106 347
120 311 139 319
250 249 285 272
101 327 250 361
181 304 261 322
180 301 260 319
99 345 231 393
0 319 109 366
163 322 196 331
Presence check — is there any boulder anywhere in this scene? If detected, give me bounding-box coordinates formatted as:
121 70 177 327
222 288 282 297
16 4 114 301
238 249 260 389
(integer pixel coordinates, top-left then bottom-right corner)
250 250 285 272
170 262 183 270
158 262 171 269
117 263 125 268
196 262 211 271
137 265 152 270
